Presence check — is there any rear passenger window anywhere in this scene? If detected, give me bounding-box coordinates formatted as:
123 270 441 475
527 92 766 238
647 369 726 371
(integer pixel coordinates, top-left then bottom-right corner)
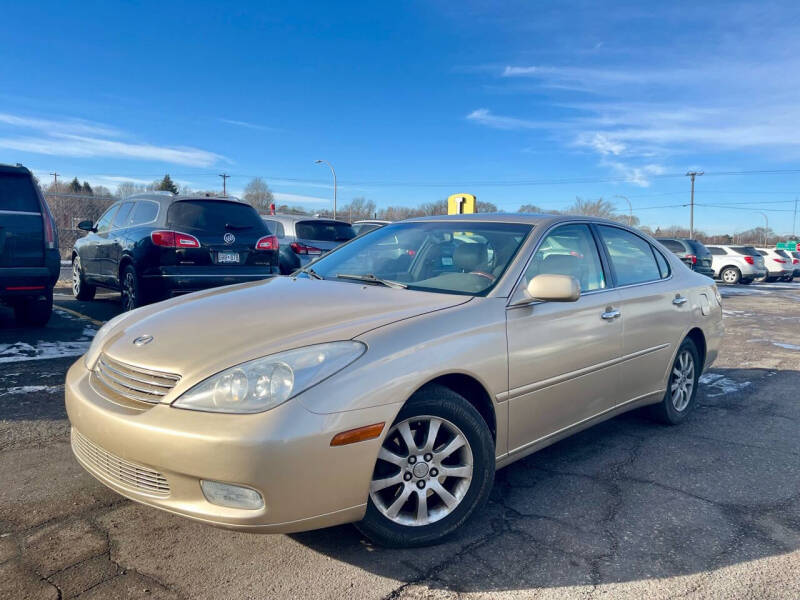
524 224 606 292
660 239 684 253
708 247 725 255
264 219 285 238
0 172 40 213
112 202 134 228
653 247 671 278
598 226 661 286
130 201 158 225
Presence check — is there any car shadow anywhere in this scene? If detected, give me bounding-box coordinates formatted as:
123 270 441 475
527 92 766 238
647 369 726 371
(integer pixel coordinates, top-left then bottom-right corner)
290 366 800 592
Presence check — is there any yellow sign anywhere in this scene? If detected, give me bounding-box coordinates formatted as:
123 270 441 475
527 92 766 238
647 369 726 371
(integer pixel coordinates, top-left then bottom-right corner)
448 193 476 215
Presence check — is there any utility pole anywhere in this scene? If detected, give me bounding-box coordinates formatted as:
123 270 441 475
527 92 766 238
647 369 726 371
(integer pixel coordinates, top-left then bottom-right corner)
219 173 229 197
50 172 60 193
686 171 703 239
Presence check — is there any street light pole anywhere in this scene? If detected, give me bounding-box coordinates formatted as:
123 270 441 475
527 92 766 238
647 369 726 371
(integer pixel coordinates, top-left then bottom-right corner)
614 194 632 226
314 159 336 219
686 171 703 239
758 211 769 246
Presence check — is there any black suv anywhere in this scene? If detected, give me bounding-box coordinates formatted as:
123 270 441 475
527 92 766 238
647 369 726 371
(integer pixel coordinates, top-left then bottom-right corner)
0 163 60 326
72 193 278 311
656 238 715 278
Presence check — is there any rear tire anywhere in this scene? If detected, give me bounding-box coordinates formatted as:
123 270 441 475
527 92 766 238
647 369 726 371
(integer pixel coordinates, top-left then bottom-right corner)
120 264 145 311
650 338 700 425
14 290 53 327
720 267 741 285
72 256 96 301
356 385 495 547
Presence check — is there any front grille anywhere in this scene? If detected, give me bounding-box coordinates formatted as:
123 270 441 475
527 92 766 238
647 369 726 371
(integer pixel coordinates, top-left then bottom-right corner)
71 429 170 496
91 354 180 405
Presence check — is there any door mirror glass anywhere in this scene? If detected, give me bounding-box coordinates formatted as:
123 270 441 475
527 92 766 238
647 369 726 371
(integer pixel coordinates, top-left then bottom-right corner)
77 220 94 232
526 274 581 302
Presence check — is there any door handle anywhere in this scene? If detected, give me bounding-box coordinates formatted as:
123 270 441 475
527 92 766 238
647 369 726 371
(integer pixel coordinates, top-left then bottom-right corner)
601 309 621 320
672 296 688 306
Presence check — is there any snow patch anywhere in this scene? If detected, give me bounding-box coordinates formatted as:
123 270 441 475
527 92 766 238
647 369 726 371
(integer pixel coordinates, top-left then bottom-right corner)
0 341 90 363
772 342 800 351
0 384 64 396
699 373 752 397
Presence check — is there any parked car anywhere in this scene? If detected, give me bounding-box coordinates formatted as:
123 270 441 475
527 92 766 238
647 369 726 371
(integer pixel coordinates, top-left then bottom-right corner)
261 214 356 274
0 163 59 326
705 244 767 284
656 238 715 278
755 247 794 282
66 214 722 547
72 193 278 311
352 219 391 235
789 251 800 279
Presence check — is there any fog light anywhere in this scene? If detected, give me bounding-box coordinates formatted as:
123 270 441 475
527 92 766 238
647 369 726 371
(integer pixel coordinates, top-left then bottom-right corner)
200 480 264 510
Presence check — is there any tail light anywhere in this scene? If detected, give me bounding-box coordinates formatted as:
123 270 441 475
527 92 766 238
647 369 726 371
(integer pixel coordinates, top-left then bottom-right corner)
686 254 697 265
290 242 322 255
39 196 57 250
150 230 201 248
255 235 279 250
793 258 799 265
774 258 787 264
744 255 754 265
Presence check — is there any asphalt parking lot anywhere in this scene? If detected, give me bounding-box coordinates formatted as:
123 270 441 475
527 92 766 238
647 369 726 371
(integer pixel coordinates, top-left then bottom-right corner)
1 281 799 600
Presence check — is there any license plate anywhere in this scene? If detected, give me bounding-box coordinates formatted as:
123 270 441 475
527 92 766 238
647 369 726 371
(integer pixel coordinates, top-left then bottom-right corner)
217 251 240 264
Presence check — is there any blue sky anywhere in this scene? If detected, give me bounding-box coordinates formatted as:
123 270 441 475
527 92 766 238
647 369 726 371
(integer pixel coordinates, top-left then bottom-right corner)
2 1 800 234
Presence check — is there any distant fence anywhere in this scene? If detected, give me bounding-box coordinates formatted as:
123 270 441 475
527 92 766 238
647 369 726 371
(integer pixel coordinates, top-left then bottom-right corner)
44 193 114 260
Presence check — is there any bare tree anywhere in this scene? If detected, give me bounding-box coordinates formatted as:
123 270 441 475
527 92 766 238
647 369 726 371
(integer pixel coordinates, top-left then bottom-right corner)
243 177 274 211
116 181 146 199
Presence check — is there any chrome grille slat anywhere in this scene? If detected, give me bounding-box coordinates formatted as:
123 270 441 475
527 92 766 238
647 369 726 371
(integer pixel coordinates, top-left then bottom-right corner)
71 429 170 496
98 358 175 389
91 353 180 406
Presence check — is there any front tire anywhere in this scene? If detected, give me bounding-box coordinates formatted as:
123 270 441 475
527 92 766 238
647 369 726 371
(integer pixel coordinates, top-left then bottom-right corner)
72 256 96 301
650 338 700 425
356 385 495 547
720 267 741 285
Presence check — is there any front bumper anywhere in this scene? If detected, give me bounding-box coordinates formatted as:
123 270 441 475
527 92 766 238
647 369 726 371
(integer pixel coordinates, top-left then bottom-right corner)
65 360 399 533
141 265 277 297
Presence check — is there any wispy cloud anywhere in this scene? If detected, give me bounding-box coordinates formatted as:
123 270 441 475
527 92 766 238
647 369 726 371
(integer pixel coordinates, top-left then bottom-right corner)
0 111 225 167
218 118 275 132
466 108 547 130
273 192 330 205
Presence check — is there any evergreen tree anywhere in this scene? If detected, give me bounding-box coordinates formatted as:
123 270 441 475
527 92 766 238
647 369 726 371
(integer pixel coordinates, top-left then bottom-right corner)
68 177 81 193
156 174 179 194
81 181 93 195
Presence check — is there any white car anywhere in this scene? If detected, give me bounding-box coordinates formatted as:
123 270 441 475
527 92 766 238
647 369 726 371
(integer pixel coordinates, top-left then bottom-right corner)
756 247 794 281
705 245 768 284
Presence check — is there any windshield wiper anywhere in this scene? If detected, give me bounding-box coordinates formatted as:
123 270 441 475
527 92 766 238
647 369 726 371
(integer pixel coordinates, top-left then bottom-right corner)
336 273 407 289
298 267 324 280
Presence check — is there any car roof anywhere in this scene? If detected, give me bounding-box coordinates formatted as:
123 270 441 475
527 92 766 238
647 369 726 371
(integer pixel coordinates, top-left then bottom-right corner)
0 163 32 175
263 213 352 225
124 193 250 206
406 212 633 229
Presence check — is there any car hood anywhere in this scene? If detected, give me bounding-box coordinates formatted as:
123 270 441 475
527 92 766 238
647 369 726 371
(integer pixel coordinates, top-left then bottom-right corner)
91 276 470 384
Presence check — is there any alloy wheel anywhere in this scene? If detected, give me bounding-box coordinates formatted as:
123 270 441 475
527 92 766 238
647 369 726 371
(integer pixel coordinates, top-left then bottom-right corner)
722 269 738 284
123 272 136 311
670 349 695 412
370 416 473 527
72 260 81 296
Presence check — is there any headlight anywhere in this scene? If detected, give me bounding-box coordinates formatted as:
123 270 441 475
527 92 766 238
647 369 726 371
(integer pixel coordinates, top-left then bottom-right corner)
172 341 366 414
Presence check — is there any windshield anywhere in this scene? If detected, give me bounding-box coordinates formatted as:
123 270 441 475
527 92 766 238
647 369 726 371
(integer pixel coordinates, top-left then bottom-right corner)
305 221 532 296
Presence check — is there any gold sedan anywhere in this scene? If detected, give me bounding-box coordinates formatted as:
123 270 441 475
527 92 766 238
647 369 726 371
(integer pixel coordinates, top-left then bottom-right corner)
65 214 723 547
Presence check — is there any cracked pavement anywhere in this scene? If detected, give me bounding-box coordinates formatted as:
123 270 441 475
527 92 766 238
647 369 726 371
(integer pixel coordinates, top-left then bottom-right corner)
1 282 799 599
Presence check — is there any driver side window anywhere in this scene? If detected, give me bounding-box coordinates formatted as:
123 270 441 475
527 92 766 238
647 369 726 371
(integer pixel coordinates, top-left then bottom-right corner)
524 224 606 292
94 204 119 234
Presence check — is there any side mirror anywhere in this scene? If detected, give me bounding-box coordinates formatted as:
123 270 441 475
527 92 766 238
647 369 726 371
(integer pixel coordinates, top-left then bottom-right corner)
510 274 581 306
77 220 94 232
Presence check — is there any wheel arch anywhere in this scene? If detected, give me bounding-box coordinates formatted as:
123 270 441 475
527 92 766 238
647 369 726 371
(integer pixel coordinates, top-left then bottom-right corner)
411 373 497 442
685 327 707 372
